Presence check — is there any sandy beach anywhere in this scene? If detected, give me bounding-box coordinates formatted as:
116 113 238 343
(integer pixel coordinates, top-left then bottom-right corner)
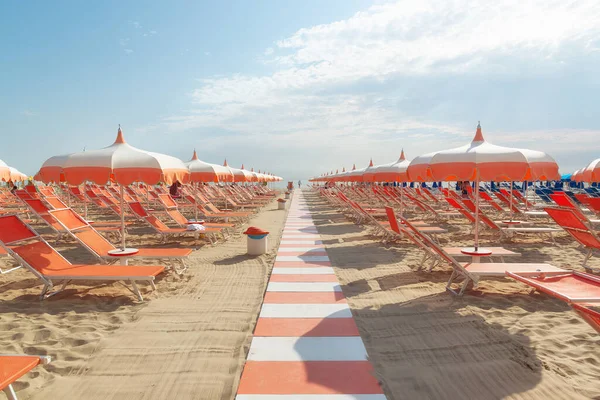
0 196 286 399
303 190 600 399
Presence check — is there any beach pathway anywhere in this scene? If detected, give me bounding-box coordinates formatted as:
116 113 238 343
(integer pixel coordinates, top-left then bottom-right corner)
236 190 386 399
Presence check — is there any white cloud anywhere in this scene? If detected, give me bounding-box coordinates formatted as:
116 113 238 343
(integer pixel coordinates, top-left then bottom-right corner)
204 51 211 56
21 110 37 117
132 21 141 29
119 38 130 46
150 0 600 179
124 49 134 54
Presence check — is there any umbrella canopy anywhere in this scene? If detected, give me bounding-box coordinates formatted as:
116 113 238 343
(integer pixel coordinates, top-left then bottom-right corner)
38 127 189 186
407 122 559 250
366 150 411 182
347 161 372 183
186 150 234 183
408 122 560 182
0 159 12 181
577 158 600 182
8 167 28 182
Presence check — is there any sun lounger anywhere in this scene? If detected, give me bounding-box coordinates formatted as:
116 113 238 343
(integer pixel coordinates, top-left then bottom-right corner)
1 355 51 400
128 202 224 244
544 207 600 272
397 215 566 295
0 215 164 301
550 193 600 225
155 194 235 231
48 208 192 273
507 271 600 302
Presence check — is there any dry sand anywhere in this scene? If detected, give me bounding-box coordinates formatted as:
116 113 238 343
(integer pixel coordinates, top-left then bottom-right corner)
0 196 286 399
304 190 600 400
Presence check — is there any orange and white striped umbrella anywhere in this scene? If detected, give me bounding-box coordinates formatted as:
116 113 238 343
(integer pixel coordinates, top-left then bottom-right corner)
0 159 11 181
186 150 234 183
577 159 600 182
8 167 28 182
408 122 559 182
365 150 410 182
38 127 189 186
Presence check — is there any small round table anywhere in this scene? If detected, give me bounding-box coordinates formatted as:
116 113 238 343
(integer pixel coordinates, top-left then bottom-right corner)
460 247 492 263
108 248 139 265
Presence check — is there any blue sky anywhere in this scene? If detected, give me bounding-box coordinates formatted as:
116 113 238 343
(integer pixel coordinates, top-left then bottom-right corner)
2 0 600 182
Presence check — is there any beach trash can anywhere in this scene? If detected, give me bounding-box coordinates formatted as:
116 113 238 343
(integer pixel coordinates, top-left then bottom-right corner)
244 227 269 256
277 198 287 210
284 191 291 200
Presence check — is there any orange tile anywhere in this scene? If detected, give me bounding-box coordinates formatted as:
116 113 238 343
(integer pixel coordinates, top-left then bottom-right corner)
263 292 346 304
237 361 383 394
274 261 331 267
254 318 359 337
270 274 338 282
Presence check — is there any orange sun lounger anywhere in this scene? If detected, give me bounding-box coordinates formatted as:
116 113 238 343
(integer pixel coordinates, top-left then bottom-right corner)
127 202 224 244
0 215 165 301
48 208 193 274
1 355 51 399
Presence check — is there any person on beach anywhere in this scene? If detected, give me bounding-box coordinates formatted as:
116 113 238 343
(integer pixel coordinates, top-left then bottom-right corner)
298 180 301 188
461 181 470 198
8 180 17 194
169 181 182 198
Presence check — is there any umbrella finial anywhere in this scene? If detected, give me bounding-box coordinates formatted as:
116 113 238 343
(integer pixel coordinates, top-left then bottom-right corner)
352 164 356 170
241 163 245 169
191 149 198 161
473 121 484 142
115 125 126 144
369 158 373 167
342 167 346 172
400 148 405 161
223 158 229 167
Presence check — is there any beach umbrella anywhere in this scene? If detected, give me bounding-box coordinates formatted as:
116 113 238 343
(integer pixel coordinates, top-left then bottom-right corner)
38 126 190 249
577 159 600 182
0 159 11 182
8 167 28 182
186 150 234 183
347 160 373 183
228 161 253 183
367 150 411 218
408 122 559 250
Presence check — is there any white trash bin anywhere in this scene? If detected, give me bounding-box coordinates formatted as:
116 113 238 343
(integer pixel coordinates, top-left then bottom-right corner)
244 227 269 256
277 199 287 210
285 192 290 199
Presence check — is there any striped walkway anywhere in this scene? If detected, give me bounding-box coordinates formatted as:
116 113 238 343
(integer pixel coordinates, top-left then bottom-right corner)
236 191 386 400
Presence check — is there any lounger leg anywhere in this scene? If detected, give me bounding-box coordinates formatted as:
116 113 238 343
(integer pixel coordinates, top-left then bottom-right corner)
130 280 143 301
150 280 157 291
4 384 17 400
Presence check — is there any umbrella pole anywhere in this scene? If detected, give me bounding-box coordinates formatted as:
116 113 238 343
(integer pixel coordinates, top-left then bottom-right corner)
509 181 514 221
194 182 199 222
400 183 404 220
83 183 88 219
474 174 480 251
120 184 126 250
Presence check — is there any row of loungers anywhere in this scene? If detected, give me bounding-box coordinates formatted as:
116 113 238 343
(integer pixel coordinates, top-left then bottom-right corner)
318 186 600 334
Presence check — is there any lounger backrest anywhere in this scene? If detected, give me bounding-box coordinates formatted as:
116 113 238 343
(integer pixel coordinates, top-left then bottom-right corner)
25 185 38 195
146 215 170 231
184 195 197 205
128 202 149 218
398 216 456 265
205 203 221 213
0 215 38 244
44 197 68 210
461 198 477 213
550 193 587 220
158 194 178 208
14 190 32 201
49 208 88 231
23 199 50 214
544 207 600 249
384 207 402 234
11 241 72 274
167 209 188 225
49 209 115 256
587 198 600 214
